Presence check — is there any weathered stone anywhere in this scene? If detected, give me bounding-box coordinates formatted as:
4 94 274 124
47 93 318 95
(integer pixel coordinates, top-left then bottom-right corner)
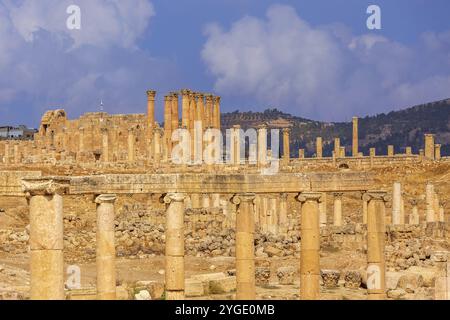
276 266 296 285
344 271 362 289
255 267 270 286
320 269 341 288
209 276 236 294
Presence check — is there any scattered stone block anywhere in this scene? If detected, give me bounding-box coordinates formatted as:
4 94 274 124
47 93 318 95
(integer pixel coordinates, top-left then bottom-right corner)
255 267 270 286
185 279 204 297
344 270 362 289
321 269 341 288
276 266 295 285
209 276 236 294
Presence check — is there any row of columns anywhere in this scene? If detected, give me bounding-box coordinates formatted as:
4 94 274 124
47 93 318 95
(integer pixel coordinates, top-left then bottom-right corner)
23 179 389 300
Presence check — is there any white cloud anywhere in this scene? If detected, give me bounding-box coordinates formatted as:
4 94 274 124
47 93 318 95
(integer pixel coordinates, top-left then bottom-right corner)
0 0 178 125
202 4 450 120
6 0 154 49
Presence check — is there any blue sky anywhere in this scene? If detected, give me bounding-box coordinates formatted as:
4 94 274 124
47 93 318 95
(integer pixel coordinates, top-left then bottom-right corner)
0 0 449 127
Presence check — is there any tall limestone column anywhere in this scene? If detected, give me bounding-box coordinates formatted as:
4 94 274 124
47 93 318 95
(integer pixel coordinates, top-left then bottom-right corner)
279 193 288 234
363 191 388 300
352 117 359 157
163 193 187 300
201 193 210 209
164 95 173 159
424 134 435 160
152 126 163 164
362 192 368 224
171 92 179 132
232 193 256 300
319 193 327 228
3 141 10 164
387 145 394 157
296 192 321 300
409 200 420 225
194 93 204 164
95 194 117 300
181 89 190 130
435 144 442 160
333 193 343 227
334 138 340 157
283 128 290 164
13 142 20 164
101 128 109 162
213 96 221 130
438 201 446 222
78 127 85 154
257 125 268 168
426 182 435 223
233 125 241 165
189 91 196 160
22 178 69 300
268 197 279 235
146 90 156 133
127 128 135 163
392 182 402 225
316 137 323 158
205 94 214 128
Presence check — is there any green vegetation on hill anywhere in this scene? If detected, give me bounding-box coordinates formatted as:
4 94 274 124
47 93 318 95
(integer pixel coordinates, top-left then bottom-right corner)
221 98 450 157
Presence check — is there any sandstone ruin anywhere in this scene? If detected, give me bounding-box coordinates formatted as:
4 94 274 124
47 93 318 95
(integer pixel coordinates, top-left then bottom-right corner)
0 89 448 300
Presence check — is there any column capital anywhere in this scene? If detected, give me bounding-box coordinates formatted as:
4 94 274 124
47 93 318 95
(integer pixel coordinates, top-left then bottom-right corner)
439 201 446 207
162 192 186 204
231 193 256 205
205 94 214 102
180 89 191 96
362 190 389 202
171 92 179 99
146 90 156 100
280 193 288 200
95 194 117 204
213 96 221 103
257 124 268 131
22 177 70 196
296 192 322 203
282 127 291 134
100 127 108 134
333 192 344 198
410 199 418 206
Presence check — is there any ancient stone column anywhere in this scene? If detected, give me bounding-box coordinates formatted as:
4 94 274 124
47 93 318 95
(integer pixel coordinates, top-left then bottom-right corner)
181 89 190 130
205 94 213 128
95 194 117 300
426 182 435 223
362 194 368 224
3 141 10 164
282 128 290 164
409 200 420 225
101 128 109 162
232 193 256 300
22 178 69 300
233 125 241 165
363 191 388 300
439 201 445 223
319 193 327 228
13 142 20 164
163 193 187 300
194 93 204 164
297 192 322 300
268 197 278 235
299 149 305 159
406 147 412 155
352 117 359 157
387 145 394 157
333 193 343 227
260 196 268 233
164 95 172 159
171 92 179 132
334 138 340 157
201 193 210 209
424 134 435 160
153 126 163 164
279 193 288 233
435 144 442 160
316 137 323 158
78 127 85 154
257 125 268 168
147 90 156 133
392 182 402 225
127 128 135 163
340 146 346 158
213 96 221 130
191 194 200 209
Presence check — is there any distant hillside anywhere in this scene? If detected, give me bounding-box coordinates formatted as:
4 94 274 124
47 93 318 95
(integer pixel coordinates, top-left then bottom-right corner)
221 98 450 157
